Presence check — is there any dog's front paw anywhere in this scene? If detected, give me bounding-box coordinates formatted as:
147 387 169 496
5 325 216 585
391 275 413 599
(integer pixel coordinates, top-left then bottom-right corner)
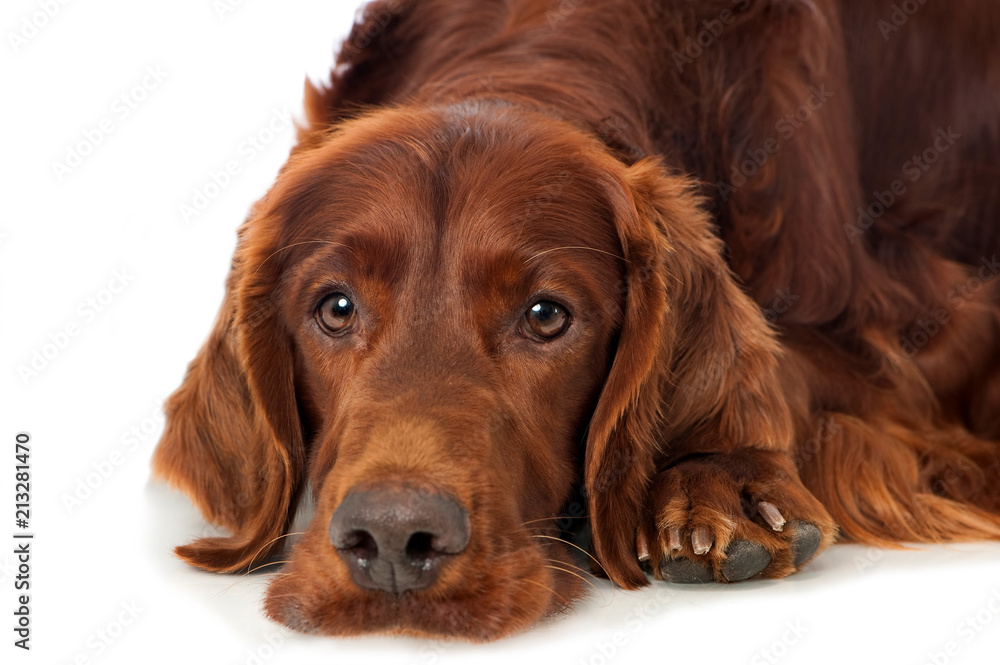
636 449 836 583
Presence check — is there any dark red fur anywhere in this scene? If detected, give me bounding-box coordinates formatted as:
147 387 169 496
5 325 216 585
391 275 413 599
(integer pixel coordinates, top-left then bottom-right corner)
152 0 1000 641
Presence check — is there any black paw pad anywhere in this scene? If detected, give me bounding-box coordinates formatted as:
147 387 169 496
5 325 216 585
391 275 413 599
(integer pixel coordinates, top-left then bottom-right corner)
721 540 771 582
789 520 821 567
659 557 715 584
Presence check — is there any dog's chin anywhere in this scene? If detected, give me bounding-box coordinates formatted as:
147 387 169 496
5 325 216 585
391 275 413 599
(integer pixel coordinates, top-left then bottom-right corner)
262 529 584 642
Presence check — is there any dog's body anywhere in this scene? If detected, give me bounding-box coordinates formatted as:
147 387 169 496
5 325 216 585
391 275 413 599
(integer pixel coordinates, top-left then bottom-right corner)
153 0 1000 640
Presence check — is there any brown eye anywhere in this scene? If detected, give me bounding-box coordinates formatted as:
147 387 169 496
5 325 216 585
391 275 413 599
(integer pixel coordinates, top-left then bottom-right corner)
523 301 570 339
316 293 356 335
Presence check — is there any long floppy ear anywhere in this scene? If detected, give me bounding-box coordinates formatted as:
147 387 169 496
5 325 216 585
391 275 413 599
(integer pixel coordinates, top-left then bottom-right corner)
586 158 793 588
151 216 305 573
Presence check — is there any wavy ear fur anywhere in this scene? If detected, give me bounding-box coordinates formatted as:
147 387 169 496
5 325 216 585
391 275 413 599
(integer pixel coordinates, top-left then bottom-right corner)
586 158 793 588
152 217 305 573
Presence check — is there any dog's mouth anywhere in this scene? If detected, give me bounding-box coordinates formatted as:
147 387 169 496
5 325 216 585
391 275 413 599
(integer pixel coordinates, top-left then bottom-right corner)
262 496 586 641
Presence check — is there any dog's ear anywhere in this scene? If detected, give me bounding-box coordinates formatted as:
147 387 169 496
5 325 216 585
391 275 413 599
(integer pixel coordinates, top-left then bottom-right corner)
152 213 305 573
296 0 419 150
586 158 793 588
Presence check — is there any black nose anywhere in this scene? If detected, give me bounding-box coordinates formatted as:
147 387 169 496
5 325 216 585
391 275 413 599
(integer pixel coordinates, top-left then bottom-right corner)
329 486 470 594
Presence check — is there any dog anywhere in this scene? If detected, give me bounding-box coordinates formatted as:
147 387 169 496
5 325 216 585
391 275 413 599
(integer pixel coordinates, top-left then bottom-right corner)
152 0 1000 641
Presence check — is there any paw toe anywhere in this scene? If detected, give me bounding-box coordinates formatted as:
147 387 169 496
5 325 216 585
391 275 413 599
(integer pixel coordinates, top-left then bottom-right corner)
721 540 771 582
659 557 715 584
789 520 822 567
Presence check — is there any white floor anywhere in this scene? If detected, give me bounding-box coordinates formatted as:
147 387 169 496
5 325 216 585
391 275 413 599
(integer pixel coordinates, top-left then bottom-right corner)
4 1 999 663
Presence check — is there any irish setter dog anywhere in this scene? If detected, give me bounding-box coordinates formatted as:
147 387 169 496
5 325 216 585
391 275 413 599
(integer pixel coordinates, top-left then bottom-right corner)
152 0 1000 641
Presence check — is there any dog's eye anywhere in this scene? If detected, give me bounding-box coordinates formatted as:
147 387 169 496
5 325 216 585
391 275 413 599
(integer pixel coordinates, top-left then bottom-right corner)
523 301 570 339
316 293 357 335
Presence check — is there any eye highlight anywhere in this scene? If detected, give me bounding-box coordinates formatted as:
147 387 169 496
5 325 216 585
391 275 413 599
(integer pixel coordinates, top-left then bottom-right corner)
522 301 570 340
316 293 357 335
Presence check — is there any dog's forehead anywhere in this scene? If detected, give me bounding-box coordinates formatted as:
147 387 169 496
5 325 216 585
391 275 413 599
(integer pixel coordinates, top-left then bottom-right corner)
280 109 625 292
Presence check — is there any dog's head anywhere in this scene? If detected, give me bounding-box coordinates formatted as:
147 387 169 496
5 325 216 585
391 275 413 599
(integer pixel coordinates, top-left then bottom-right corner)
152 100 757 639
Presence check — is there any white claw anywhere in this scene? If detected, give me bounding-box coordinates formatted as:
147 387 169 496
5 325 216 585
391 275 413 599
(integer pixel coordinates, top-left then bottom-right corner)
691 527 713 555
758 501 786 532
636 529 651 562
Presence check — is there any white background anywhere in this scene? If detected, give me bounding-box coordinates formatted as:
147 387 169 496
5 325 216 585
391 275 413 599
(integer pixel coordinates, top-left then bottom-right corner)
3 1 1000 663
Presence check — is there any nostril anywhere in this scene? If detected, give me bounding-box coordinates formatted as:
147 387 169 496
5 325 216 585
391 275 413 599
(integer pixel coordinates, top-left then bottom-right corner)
341 529 378 558
405 531 435 562
329 485 470 593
